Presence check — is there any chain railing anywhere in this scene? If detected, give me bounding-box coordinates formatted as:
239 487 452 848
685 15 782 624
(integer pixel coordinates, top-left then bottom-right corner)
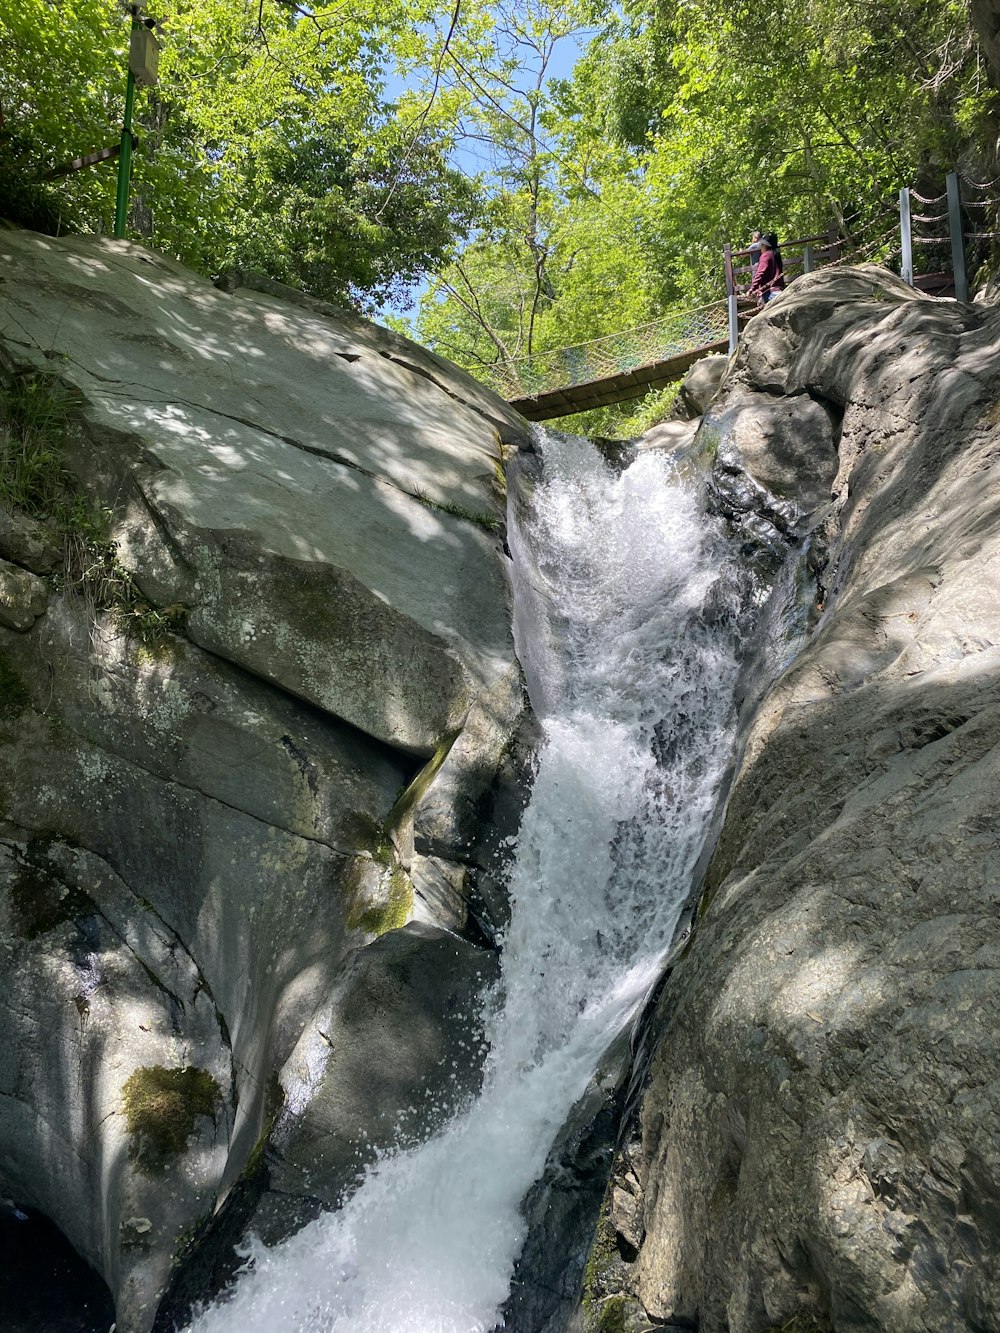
482 301 731 400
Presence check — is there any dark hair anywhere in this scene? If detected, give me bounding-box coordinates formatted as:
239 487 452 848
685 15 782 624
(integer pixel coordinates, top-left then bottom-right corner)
764 231 783 272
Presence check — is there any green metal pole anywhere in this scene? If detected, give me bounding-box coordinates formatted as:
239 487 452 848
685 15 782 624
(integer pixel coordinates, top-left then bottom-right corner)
113 21 138 238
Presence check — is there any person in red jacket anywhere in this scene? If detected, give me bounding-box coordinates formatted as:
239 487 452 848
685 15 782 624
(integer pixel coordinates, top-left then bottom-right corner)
747 234 785 304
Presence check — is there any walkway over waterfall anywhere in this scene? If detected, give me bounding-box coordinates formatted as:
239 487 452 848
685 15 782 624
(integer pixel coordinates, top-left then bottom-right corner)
485 303 731 421
488 169 997 421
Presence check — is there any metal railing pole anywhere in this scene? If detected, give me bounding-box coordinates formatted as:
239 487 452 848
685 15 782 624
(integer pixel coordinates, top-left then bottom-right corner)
803 244 814 274
723 243 739 353
899 188 913 286
946 170 969 302
114 14 139 238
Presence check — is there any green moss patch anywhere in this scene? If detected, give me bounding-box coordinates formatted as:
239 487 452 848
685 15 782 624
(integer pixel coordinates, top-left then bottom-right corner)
593 1296 632 1333
122 1065 220 1174
347 866 413 936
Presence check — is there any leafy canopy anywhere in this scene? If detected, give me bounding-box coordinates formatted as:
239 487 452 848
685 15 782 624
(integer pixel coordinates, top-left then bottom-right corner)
408 0 996 433
0 0 475 308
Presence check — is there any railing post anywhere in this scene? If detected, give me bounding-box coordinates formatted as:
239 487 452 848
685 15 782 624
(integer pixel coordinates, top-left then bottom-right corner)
946 170 968 302
899 188 913 286
727 295 739 354
826 225 841 264
803 244 814 274
723 244 739 353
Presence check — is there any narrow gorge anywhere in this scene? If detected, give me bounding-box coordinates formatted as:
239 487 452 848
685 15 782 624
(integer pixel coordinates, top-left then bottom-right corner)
1 230 1000 1333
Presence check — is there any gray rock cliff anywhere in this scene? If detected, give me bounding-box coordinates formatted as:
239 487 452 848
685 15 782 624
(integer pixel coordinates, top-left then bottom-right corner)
0 231 531 1331
584 267 1000 1332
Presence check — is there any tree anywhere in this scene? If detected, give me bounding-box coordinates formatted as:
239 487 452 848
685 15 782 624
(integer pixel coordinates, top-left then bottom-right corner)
0 0 475 309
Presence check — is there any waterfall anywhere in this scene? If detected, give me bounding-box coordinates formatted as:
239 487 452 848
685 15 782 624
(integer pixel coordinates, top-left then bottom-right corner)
187 432 744 1333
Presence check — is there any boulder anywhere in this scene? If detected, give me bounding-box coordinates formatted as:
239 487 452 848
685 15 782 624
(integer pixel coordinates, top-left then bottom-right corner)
0 604 408 1329
587 268 1000 1331
0 230 526 757
263 922 500 1219
671 352 730 420
0 504 62 574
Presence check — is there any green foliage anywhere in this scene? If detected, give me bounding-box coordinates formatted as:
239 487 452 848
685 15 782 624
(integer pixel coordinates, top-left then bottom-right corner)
0 0 475 309
121 1065 220 1173
557 382 682 440
411 0 996 415
3 0 998 411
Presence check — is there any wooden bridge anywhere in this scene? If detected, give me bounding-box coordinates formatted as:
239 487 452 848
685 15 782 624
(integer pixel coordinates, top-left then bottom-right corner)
484 303 731 422
489 229 843 420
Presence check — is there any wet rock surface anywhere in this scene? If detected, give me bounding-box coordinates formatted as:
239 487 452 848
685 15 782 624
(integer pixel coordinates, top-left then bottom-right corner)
584 267 1000 1331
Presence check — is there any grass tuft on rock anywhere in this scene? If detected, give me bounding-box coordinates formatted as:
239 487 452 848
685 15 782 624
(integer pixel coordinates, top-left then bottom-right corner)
0 373 82 517
412 489 502 533
763 1315 831 1333
122 1065 220 1174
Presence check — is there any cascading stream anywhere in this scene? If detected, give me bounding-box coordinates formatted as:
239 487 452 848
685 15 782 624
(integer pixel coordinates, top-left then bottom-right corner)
188 431 745 1333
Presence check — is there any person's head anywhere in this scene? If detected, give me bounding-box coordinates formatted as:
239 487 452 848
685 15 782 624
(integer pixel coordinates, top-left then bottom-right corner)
751 229 762 242
764 231 780 249
758 234 772 250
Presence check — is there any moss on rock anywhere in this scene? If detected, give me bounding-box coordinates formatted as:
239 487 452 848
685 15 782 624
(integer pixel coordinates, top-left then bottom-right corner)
122 1065 220 1174
580 1187 648 1333
346 865 413 936
594 1296 631 1333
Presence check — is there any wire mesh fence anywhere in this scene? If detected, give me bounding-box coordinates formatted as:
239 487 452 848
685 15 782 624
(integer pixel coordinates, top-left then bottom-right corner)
483 301 731 400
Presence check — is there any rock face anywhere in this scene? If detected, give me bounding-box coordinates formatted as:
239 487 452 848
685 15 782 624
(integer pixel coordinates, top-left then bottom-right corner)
0 231 530 1330
586 267 1000 1331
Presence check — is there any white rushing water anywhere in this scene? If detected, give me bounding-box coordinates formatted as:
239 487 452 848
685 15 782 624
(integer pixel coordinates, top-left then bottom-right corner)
189 433 743 1333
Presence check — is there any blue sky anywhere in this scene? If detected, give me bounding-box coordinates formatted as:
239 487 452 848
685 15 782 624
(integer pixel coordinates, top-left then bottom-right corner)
379 22 593 319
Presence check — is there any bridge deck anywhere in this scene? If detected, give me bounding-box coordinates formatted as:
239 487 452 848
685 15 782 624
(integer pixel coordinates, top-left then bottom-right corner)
508 339 729 421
